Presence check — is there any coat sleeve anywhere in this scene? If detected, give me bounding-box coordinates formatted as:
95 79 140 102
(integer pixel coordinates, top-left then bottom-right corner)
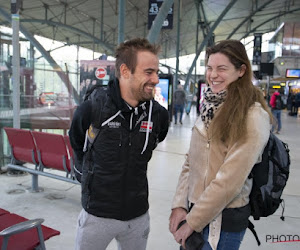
186 105 270 232
69 100 92 180
171 153 190 211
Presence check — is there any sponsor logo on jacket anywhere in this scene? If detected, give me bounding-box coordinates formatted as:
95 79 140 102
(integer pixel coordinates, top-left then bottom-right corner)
140 121 153 132
108 121 121 129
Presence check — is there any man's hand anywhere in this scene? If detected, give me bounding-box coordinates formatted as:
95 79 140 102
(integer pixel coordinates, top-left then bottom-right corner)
169 207 187 234
174 222 194 249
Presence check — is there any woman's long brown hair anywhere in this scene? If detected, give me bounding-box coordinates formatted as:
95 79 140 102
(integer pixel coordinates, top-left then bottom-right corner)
205 40 272 145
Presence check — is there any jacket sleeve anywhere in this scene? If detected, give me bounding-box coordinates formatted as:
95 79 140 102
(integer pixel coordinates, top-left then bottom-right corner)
69 100 92 181
171 153 190 211
158 106 169 142
186 105 270 232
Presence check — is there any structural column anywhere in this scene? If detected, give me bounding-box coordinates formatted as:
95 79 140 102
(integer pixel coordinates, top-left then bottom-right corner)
11 0 20 128
174 0 181 90
118 0 125 44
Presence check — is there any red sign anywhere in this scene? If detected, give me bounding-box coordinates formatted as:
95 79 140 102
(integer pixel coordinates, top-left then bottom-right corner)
95 67 107 79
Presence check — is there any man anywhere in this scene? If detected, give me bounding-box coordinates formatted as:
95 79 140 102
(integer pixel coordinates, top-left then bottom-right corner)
69 38 169 250
269 89 282 134
173 83 186 124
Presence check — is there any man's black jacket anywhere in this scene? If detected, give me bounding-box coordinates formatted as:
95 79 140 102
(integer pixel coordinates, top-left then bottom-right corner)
69 79 169 220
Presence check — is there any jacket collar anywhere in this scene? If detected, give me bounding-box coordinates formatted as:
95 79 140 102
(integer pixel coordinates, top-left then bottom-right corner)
194 117 208 137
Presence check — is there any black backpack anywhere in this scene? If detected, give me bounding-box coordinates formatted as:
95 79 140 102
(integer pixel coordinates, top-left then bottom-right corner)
274 94 283 110
73 84 108 183
248 132 290 245
84 84 109 128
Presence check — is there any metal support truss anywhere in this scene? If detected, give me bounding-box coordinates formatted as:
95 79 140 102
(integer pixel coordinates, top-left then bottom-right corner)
0 7 80 104
184 0 238 90
227 0 275 39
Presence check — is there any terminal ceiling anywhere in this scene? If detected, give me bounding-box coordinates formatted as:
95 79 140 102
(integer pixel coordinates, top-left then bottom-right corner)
0 0 300 59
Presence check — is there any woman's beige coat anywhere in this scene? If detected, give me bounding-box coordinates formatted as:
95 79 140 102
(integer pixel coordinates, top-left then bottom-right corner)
172 103 270 234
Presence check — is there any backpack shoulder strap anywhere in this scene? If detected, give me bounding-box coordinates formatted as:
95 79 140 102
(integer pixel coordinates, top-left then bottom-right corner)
89 85 108 128
248 220 261 246
83 86 108 151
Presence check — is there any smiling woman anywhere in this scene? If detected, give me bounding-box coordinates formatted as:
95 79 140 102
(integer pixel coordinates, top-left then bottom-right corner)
206 53 246 94
169 40 273 250
203 40 272 144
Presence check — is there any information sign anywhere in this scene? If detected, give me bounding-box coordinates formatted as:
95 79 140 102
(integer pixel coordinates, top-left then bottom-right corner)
148 0 173 29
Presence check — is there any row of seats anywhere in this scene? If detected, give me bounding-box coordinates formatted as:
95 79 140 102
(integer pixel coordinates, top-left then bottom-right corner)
0 208 60 250
4 127 74 173
1 128 73 248
4 127 78 191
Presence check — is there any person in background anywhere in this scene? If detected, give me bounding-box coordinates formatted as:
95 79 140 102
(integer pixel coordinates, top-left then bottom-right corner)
69 38 169 250
269 89 282 134
173 83 186 125
295 92 300 116
287 93 296 116
169 40 272 250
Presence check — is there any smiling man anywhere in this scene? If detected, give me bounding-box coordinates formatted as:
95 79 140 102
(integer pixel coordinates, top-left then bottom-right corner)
69 38 169 250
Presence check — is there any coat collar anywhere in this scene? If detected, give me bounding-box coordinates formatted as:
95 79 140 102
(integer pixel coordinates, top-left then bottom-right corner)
194 117 208 138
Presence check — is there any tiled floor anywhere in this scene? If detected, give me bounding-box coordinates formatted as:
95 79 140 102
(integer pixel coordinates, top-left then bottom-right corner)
0 107 299 250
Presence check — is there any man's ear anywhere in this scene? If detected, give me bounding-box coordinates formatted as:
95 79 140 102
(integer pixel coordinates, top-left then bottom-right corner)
120 64 130 79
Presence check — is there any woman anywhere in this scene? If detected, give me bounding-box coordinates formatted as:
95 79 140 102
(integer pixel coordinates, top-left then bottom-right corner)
169 40 272 250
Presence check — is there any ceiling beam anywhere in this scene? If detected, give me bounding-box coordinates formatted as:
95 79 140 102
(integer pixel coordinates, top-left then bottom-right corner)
227 0 275 39
20 19 114 53
240 7 300 40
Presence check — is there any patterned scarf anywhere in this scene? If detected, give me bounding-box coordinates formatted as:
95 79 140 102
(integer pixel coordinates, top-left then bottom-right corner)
200 87 227 129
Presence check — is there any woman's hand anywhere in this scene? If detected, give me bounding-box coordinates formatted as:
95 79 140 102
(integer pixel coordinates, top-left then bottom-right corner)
169 207 187 234
174 221 194 249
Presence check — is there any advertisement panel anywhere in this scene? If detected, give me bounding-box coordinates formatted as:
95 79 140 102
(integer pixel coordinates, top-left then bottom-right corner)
156 74 173 122
154 78 169 110
286 69 300 78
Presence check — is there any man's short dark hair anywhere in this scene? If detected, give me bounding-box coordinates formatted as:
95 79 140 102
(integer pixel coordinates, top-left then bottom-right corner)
115 38 161 79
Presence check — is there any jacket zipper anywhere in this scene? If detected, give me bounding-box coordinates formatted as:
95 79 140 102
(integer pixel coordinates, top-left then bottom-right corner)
119 133 122 147
207 139 211 149
122 112 133 218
